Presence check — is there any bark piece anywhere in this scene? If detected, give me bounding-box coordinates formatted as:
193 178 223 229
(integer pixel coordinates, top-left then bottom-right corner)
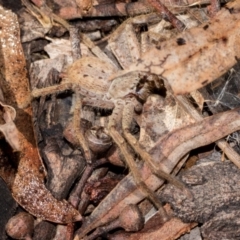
201 208 240 240
161 160 240 222
160 159 240 239
43 137 85 199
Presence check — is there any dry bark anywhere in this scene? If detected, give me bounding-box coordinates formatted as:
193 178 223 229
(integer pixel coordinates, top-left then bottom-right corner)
160 157 240 240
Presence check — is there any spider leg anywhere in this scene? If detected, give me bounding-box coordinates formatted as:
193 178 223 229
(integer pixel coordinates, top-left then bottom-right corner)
122 97 193 200
73 91 92 163
108 102 169 221
82 97 115 110
74 93 115 163
31 83 73 98
32 83 92 162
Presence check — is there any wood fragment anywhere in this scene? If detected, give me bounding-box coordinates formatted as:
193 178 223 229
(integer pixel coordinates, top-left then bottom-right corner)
146 0 185 31
109 218 196 240
57 0 220 18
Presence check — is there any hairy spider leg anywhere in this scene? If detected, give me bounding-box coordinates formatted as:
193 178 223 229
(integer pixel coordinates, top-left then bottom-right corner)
108 101 169 221
73 91 92 163
31 83 73 98
122 96 193 200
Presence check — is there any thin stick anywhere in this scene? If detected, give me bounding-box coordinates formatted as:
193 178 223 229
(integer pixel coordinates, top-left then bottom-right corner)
175 95 240 169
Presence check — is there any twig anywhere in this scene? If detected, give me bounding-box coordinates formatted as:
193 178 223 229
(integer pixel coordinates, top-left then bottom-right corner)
175 95 240 169
147 0 185 31
69 158 108 209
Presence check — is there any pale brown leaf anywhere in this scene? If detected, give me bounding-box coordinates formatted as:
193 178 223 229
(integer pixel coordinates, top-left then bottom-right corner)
110 0 240 95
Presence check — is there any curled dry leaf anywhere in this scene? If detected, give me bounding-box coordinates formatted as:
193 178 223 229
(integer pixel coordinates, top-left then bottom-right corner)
110 0 240 94
0 6 81 223
138 93 195 151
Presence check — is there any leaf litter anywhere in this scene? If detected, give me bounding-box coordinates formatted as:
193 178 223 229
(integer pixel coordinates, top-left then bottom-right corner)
2 0 240 239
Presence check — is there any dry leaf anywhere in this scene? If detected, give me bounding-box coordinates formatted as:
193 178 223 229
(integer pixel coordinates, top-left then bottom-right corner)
110 0 240 94
44 38 93 60
0 6 81 223
139 94 196 151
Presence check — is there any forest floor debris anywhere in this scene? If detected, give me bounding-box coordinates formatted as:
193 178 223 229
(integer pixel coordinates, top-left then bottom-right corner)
1 0 240 239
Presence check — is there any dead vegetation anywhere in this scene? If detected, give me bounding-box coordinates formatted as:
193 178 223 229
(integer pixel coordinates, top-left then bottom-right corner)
1 0 240 239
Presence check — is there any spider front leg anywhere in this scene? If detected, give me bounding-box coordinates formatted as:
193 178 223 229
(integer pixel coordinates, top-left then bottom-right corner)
31 83 74 98
32 84 93 163
122 96 193 199
73 91 92 163
107 102 169 221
